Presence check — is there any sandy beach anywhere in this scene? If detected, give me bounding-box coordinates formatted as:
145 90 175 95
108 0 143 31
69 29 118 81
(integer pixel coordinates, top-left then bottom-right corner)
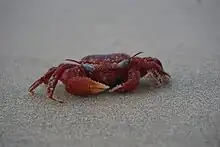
0 0 220 146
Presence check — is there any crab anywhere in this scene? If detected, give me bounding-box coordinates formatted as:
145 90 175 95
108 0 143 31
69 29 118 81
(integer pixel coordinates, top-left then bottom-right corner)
66 51 171 93
28 52 170 103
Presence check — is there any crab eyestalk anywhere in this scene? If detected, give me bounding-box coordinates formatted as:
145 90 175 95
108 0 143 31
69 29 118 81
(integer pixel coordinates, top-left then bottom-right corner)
65 59 96 73
117 52 144 68
81 63 95 73
65 59 81 64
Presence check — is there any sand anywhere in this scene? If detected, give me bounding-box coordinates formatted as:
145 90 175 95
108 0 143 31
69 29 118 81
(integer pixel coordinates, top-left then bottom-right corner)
0 0 220 147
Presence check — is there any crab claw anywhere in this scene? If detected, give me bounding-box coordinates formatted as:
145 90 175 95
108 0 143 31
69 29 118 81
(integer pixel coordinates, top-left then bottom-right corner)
65 77 110 96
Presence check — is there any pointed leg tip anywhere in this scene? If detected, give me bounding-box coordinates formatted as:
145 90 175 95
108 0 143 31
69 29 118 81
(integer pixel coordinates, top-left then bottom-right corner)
46 94 64 103
52 98 64 103
28 91 35 96
166 74 171 79
58 100 64 103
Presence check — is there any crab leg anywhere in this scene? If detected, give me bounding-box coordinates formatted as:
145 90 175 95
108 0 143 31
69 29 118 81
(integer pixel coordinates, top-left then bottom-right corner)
111 61 170 93
110 68 141 92
28 67 57 95
46 64 78 102
143 57 164 70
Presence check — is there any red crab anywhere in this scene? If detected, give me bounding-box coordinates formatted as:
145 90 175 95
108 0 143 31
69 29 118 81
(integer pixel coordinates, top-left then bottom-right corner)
66 51 171 93
28 52 170 103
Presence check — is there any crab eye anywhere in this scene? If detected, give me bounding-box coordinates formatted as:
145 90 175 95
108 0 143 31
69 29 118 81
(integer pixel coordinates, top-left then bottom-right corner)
82 63 95 72
117 59 129 68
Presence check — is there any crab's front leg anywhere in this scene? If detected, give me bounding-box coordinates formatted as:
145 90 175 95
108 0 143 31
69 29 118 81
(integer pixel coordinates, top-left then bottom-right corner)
28 67 57 95
110 68 141 93
45 64 71 102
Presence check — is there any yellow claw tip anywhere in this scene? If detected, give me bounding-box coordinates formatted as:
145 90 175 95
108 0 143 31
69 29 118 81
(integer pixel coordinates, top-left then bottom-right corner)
89 80 110 94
